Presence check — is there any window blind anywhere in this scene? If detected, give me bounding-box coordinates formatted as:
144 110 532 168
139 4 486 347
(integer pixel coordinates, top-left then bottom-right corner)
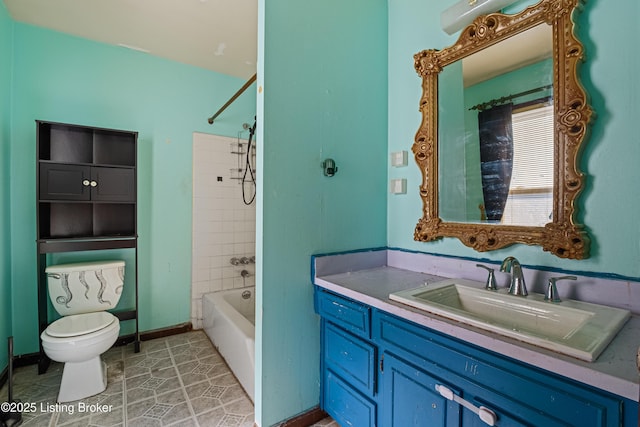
510 104 554 191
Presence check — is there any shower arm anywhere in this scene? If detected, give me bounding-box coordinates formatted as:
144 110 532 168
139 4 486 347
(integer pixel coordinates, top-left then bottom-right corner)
208 73 257 125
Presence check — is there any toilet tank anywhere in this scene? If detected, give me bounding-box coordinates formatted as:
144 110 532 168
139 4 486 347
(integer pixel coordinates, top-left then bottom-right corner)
46 260 125 316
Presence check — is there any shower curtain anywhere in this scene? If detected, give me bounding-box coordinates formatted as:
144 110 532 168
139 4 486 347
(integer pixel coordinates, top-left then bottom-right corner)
478 103 514 222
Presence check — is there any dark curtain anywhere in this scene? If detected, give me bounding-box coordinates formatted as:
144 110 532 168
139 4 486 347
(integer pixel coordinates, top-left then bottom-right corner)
478 103 514 222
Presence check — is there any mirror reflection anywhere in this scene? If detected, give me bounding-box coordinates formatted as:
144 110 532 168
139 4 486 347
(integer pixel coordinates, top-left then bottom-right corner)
439 23 554 226
413 0 592 258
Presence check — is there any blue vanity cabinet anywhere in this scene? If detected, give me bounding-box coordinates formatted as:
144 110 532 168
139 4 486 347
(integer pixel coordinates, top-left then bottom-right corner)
324 322 376 395
315 287 637 426
315 287 371 338
373 309 629 426
380 352 462 426
316 289 378 427
322 323 377 427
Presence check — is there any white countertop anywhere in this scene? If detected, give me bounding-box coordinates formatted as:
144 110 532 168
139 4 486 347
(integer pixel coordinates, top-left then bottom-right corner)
315 265 640 401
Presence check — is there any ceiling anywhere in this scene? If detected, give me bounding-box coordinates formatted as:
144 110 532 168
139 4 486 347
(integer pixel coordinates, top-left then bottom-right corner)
3 0 257 80
463 23 552 87
3 1 548 87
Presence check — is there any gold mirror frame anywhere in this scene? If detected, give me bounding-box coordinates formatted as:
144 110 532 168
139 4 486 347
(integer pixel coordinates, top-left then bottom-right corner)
413 0 592 259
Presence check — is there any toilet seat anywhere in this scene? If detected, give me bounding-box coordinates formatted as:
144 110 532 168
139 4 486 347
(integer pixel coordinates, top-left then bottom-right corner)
46 312 116 338
41 315 120 364
40 313 120 402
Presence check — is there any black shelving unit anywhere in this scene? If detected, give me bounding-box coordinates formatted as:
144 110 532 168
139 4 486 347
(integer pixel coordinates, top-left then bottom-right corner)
36 120 140 374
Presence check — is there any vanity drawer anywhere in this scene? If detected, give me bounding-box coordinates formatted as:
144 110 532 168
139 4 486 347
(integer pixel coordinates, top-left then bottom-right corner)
316 289 370 337
324 321 376 395
373 310 622 426
324 369 376 427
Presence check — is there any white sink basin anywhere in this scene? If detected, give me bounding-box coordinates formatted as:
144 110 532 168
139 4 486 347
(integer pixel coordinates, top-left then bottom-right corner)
389 279 631 362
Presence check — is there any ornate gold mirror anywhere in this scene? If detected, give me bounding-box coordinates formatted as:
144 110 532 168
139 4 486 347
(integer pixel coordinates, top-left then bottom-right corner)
413 0 591 259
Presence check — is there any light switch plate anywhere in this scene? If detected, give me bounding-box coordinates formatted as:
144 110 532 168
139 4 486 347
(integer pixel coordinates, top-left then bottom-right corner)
390 151 408 167
390 178 407 194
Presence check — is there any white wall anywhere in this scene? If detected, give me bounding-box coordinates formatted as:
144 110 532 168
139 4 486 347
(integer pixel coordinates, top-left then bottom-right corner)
191 132 256 329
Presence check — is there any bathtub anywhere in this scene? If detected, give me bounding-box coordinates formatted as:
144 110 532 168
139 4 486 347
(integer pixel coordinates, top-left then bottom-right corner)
202 287 255 402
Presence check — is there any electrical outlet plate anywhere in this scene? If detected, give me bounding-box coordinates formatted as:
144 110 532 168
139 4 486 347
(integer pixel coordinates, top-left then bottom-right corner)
390 178 407 194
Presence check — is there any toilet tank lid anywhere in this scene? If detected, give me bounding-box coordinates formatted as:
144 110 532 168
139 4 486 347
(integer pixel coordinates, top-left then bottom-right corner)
45 260 125 273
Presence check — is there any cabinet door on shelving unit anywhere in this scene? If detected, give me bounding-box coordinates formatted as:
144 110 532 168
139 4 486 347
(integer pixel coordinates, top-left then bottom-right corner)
91 167 135 202
381 352 461 427
39 163 90 201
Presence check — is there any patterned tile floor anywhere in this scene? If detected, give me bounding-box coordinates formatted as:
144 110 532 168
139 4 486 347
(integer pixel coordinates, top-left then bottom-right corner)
1 331 337 427
307 418 338 427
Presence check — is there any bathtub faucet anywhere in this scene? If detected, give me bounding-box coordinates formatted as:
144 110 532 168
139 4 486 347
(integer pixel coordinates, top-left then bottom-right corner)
231 256 255 265
241 270 251 278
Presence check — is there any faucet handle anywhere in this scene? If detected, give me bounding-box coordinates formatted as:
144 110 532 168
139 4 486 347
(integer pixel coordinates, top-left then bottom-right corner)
476 264 498 291
545 275 577 303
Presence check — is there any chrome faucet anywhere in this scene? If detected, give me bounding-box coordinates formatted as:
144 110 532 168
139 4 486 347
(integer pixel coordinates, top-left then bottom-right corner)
500 256 528 296
545 275 577 303
476 264 497 291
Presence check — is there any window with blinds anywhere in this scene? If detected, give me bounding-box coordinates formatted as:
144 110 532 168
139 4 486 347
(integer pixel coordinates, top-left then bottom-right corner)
501 103 554 226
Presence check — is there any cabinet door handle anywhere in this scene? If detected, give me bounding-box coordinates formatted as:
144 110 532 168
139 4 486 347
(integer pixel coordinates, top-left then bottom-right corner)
82 180 90 186
435 384 497 426
90 180 98 187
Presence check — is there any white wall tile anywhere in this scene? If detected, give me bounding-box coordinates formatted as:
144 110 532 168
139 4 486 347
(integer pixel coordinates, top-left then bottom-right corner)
192 132 256 324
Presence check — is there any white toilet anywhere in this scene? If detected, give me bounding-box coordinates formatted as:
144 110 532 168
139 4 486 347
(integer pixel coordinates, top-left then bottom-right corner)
40 260 125 403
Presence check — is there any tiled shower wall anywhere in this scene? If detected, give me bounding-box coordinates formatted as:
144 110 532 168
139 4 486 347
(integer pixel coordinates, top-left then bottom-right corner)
191 132 256 329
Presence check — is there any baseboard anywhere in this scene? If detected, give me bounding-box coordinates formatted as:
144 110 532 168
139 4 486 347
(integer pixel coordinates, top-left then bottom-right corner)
140 322 193 341
0 353 40 390
10 353 40 369
278 406 328 427
0 365 6 390
114 322 193 347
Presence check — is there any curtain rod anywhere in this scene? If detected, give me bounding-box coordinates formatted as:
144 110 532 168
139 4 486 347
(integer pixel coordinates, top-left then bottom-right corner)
469 84 553 112
208 73 257 124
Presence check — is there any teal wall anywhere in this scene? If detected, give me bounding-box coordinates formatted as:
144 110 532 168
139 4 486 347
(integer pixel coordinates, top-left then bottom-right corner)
5 21 256 356
256 0 388 424
438 60 467 222
0 2 13 372
388 0 640 278
4 0 639 424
